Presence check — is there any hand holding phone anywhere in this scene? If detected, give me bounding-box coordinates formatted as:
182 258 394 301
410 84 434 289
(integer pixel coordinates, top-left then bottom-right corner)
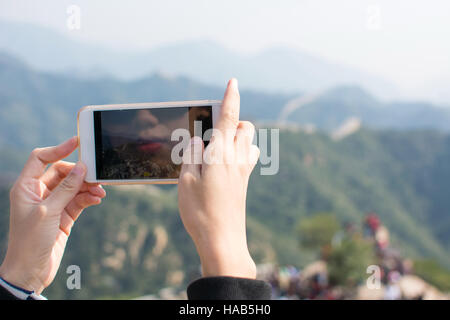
0 138 105 295
178 79 260 279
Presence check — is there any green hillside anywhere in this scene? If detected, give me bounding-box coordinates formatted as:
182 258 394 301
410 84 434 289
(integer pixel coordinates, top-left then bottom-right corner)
250 129 450 263
1 52 450 299
1 128 450 299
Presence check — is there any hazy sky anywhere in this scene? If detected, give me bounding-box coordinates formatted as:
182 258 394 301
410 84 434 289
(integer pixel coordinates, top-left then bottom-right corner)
1 0 450 100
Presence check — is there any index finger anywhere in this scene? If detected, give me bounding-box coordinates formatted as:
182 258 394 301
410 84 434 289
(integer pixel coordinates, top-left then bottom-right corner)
20 136 79 179
213 78 240 145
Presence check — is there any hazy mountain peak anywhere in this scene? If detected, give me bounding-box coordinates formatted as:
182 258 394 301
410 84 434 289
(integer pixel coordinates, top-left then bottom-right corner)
0 51 29 70
0 19 398 98
322 85 379 104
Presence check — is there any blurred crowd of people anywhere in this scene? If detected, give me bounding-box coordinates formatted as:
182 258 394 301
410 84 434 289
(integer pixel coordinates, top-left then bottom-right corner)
135 213 448 300
257 213 448 300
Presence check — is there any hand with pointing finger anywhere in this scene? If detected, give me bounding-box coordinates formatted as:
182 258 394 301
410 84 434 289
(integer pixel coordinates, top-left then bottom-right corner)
0 137 106 295
178 79 260 279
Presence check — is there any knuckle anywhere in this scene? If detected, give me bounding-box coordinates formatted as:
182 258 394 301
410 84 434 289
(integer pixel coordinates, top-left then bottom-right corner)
241 122 256 141
35 204 48 219
59 176 78 191
223 110 239 126
209 134 224 149
30 148 42 158
180 172 197 186
242 120 255 131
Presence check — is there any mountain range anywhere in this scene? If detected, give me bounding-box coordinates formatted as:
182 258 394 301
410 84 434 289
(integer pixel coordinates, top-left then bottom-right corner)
2 51 450 156
2 128 450 299
1 49 450 299
283 87 450 132
0 19 397 99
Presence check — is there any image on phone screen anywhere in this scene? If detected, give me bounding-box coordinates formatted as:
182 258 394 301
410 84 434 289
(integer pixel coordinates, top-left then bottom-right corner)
93 106 212 180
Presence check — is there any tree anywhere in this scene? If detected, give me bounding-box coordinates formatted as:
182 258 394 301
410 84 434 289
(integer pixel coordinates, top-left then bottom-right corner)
327 236 375 286
296 213 340 250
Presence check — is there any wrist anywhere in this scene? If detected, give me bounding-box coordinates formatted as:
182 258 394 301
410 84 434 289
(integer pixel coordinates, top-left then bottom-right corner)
195 240 256 279
0 260 43 294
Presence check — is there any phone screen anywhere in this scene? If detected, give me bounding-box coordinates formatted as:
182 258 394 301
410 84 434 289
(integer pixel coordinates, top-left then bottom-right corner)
93 106 212 180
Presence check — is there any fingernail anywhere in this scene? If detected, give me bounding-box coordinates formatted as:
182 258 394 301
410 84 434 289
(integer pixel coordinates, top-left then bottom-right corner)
191 136 203 145
71 162 85 176
69 136 78 145
229 78 238 90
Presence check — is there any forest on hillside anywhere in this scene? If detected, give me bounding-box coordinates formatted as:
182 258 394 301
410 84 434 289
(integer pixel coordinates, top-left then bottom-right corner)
1 128 449 299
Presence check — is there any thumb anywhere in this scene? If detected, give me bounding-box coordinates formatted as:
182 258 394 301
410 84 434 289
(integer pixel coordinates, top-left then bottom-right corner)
180 136 204 179
44 162 86 213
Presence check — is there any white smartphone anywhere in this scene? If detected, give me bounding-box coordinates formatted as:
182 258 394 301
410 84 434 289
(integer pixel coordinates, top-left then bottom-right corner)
77 100 221 184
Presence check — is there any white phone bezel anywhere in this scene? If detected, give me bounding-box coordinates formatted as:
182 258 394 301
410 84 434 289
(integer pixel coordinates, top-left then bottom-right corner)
77 100 222 184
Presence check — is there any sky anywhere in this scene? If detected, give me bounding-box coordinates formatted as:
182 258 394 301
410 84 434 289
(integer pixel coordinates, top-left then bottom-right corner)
1 0 450 102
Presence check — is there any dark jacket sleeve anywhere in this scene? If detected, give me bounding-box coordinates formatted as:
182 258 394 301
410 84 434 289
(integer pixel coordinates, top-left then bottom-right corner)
187 276 272 300
2 276 272 300
0 284 21 300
